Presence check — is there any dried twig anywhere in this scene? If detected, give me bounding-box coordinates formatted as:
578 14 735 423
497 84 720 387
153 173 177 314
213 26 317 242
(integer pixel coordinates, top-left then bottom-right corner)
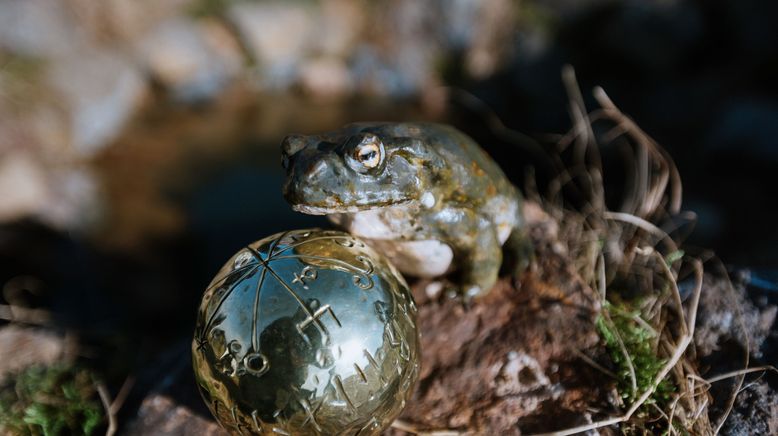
96 381 117 436
0 303 52 325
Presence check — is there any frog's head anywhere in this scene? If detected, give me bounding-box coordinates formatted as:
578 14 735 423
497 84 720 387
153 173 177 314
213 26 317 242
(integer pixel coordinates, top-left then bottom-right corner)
281 123 440 215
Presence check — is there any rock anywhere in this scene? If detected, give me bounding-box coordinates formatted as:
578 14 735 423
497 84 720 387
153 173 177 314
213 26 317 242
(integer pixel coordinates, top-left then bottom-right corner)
41 167 102 231
463 0 518 78
0 152 50 222
125 395 227 436
0 0 87 58
227 1 314 89
0 149 101 229
46 46 146 155
63 0 190 42
298 57 352 100
719 380 778 436
314 0 364 57
0 325 64 383
137 18 242 102
695 273 777 359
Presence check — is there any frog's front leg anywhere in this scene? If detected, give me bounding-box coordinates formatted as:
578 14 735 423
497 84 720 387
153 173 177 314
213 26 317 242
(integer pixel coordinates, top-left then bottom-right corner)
423 208 502 298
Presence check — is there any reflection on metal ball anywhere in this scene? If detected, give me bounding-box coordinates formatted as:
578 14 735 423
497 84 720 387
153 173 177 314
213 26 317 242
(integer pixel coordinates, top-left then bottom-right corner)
192 229 420 435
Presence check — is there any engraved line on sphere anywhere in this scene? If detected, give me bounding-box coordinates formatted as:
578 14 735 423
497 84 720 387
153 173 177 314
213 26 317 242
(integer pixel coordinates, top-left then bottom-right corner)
355 417 380 436
251 410 264 433
251 265 268 352
246 247 329 345
363 349 388 387
271 254 374 290
353 363 368 383
202 264 260 337
246 247 312 314
268 234 362 258
231 405 243 435
204 263 257 295
291 265 317 289
271 412 291 435
298 398 322 432
296 304 342 333
334 375 357 413
266 230 291 258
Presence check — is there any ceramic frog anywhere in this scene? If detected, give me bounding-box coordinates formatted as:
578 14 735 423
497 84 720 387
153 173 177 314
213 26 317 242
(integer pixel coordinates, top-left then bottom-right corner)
281 122 529 298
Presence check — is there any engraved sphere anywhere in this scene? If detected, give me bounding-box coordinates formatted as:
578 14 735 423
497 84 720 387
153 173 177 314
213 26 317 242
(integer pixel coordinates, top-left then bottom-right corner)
192 229 420 435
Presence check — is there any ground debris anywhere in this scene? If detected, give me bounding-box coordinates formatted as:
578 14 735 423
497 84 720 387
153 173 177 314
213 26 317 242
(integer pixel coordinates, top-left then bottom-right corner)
390 217 609 435
125 394 227 436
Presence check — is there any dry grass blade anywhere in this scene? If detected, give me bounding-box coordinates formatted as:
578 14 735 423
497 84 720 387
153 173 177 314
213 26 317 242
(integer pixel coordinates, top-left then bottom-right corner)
529 74 719 435
592 87 683 215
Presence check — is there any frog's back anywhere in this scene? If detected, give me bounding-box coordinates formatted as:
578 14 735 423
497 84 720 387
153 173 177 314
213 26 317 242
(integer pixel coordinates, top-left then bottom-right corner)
350 121 517 199
401 123 521 242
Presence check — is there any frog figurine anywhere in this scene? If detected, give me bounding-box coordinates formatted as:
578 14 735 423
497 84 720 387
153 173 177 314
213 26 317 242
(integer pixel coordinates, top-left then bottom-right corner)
281 122 530 298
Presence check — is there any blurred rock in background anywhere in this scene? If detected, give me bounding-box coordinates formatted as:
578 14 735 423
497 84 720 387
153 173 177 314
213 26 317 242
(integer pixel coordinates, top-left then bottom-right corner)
0 0 527 233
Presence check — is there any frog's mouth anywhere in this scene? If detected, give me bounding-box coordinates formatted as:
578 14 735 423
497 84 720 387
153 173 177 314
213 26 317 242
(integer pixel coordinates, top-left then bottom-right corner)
291 199 415 216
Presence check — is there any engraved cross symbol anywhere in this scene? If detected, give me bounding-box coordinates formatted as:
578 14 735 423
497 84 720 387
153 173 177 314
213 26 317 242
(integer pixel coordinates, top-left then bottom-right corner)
296 303 342 346
292 266 317 289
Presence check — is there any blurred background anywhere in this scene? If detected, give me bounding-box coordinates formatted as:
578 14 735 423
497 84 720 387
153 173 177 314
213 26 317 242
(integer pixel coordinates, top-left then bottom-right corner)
0 0 776 432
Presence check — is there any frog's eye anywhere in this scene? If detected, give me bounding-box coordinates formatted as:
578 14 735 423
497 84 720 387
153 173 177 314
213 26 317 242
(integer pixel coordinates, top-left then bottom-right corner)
352 135 383 170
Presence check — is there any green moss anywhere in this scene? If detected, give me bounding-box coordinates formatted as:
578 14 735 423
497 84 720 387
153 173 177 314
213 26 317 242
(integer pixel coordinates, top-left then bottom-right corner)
596 301 675 406
0 364 103 436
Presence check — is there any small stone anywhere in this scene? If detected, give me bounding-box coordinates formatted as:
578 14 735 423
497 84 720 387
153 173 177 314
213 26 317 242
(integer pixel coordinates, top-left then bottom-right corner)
46 46 146 155
315 0 364 57
227 1 314 89
63 0 190 42
137 18 242 102
0 325 64 383
298 57 352 100
0 0 87 58
0 152 50 222
125 395 227 436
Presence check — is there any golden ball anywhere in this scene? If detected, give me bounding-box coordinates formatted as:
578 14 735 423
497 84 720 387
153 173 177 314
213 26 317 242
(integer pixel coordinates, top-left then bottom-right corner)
192 229 420 435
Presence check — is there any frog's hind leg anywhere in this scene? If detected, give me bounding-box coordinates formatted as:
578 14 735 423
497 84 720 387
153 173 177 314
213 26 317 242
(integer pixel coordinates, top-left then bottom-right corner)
423 209 502 298
503 225 535 279
457 222 503 299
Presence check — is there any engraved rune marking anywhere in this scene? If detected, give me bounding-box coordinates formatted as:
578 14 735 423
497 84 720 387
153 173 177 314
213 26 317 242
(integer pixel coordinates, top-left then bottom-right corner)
194 335 208 353
271 410 290 435
231 405 246 435
296 304 342 344
251 410 264 433
385 319 411 362
291 266 317 289
363 349 388 387
356 417 380 436
353 363 368 383
298 398 322 432
334 375 356 413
